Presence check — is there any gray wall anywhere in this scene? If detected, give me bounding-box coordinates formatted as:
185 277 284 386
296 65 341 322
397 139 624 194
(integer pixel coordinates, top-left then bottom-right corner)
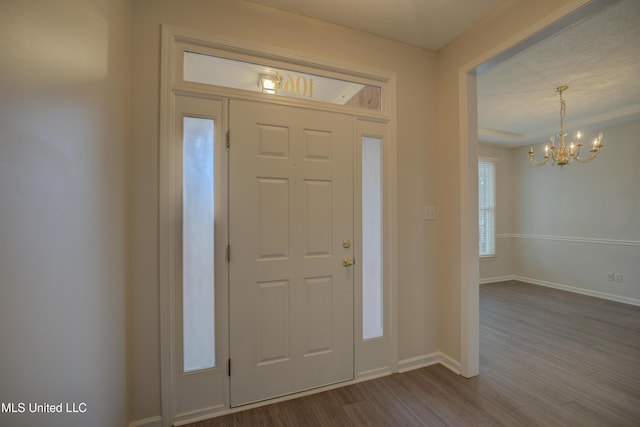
480 119 640 303
0 1 129 426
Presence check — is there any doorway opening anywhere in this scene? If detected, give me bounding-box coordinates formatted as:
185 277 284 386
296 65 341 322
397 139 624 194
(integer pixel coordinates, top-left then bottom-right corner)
461 0 616 378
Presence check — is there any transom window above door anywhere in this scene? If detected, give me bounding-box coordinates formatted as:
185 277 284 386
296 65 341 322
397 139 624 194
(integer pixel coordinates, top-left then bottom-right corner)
183 51 382 110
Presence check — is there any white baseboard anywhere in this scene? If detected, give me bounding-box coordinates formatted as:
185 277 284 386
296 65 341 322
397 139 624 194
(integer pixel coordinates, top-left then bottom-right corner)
481 275 640 307
397 353 438 373
134 355 463 427
515 276 640 307
171 369 394 426
357 366 393 380
398 352 461 375
437 352 462 374
479 275 515 285
129 415 162 427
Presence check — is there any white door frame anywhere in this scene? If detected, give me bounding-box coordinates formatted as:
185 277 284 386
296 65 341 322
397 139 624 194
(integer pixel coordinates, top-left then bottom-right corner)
159 25 398 425
457 0 602 378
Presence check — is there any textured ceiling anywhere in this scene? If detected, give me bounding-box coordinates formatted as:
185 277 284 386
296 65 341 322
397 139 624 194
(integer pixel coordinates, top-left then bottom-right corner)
245 0 640 148
477 0 640 146
246 0 504 51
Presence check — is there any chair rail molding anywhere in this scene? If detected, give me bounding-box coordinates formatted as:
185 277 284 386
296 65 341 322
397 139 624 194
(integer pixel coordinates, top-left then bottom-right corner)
497 233 640 247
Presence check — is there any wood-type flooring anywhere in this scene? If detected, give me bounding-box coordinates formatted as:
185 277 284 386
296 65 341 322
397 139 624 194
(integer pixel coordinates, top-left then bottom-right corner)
186 280 640 426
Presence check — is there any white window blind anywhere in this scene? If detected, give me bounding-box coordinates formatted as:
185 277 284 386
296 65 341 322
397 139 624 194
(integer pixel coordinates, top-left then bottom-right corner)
478 159 496 257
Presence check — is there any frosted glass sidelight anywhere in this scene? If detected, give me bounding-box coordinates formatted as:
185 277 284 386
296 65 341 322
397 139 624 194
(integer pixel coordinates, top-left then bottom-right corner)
362 136 383 340
183 116 216 372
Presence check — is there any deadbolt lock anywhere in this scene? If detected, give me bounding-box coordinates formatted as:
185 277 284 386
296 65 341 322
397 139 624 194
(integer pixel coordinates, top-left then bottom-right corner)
342 240 351 249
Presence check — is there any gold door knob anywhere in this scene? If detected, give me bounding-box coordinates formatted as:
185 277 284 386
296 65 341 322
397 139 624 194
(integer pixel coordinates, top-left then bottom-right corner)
343 257 354 267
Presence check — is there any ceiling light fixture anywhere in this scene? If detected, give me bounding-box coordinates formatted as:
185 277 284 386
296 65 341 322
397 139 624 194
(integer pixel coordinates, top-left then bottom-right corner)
528 85 604 167
259 73 281 94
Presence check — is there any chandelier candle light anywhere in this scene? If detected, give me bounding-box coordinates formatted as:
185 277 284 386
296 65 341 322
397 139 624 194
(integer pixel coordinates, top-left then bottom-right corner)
528 85 604 167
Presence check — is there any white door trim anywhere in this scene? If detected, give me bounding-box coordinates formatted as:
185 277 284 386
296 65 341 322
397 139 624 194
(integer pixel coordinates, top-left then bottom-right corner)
159 24 397 426
456 1 598 379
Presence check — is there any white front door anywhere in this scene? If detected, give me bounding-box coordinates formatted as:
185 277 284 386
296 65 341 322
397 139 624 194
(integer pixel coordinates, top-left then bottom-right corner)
229 99 354 406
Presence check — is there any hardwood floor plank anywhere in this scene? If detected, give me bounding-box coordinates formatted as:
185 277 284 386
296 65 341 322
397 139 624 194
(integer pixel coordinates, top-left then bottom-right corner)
342 399 393 426
303 390 354 427
186 280 640 426
376 374 451 427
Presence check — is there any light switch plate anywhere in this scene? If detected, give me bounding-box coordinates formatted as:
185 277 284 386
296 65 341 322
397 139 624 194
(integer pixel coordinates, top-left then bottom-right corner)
424 206 436 221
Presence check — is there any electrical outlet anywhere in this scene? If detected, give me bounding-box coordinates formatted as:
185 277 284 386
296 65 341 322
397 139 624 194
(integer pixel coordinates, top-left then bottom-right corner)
614 273 623 283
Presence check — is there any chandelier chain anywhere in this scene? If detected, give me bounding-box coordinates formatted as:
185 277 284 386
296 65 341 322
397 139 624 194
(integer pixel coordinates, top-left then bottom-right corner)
559 91 566 137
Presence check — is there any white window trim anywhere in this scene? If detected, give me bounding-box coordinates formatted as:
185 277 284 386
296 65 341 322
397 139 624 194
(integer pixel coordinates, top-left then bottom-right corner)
478 157 496 258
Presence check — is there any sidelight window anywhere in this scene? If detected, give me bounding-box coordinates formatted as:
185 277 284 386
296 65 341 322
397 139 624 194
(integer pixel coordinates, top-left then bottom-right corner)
362 136 383 340
182 116 216 372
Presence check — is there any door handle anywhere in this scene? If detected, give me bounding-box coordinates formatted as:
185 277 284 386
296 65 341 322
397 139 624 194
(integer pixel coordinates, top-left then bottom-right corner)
343 257 354 267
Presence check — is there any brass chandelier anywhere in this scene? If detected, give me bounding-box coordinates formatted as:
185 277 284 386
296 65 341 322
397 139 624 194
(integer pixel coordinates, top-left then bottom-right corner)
528 85 604 167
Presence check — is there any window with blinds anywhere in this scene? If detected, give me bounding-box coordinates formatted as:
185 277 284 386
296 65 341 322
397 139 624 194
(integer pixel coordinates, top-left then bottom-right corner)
478 159 496 257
